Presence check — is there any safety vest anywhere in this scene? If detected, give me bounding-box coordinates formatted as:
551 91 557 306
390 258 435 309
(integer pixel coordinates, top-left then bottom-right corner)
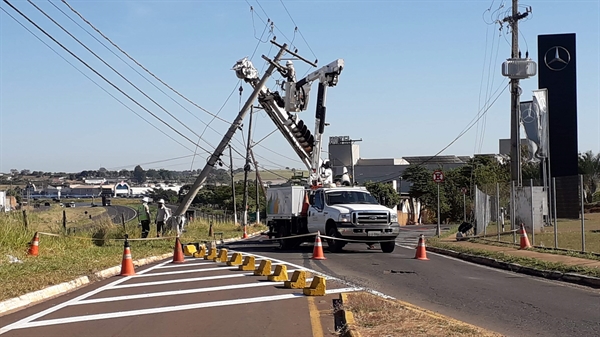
138 204 150 221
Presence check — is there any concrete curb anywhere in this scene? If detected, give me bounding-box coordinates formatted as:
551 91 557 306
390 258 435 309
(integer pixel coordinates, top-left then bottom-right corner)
339 293 362 337
427 246 600 289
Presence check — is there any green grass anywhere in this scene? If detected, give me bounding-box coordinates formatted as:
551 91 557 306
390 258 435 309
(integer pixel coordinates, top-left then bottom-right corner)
0 211 266 302
233 169 308 182
427 240 600 278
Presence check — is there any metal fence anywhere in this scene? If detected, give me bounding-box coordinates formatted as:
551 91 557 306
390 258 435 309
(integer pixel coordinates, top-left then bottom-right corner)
472 175 597 254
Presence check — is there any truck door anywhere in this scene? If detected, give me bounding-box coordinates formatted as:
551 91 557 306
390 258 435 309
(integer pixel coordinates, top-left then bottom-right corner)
307 190 326 233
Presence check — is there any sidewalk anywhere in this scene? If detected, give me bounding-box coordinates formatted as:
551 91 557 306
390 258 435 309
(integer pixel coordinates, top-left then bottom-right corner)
442 239 600 269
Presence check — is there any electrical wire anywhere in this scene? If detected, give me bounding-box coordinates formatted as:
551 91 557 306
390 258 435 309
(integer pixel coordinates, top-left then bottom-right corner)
0 5 194 154
59 0 231 125
2 0 207 154
27 0 213 156
279 0 317 61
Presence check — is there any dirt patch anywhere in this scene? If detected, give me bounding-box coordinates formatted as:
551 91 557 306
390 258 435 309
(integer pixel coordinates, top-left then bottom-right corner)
340 292 502 337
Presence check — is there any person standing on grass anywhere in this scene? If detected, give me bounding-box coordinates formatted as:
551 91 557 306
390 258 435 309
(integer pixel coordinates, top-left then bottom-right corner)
155 199 171 237
138 197 151 238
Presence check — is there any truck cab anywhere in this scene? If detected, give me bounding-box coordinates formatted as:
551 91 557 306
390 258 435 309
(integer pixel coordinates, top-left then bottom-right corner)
308 186 400 253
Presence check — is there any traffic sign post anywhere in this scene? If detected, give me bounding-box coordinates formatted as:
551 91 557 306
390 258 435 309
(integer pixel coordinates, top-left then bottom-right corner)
432 170 444 237
461 187 467 223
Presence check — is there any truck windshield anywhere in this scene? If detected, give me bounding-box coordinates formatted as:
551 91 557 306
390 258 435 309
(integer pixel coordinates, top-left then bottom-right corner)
325 191 379 205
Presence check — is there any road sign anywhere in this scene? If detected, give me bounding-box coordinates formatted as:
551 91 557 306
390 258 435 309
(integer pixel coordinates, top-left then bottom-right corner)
432 170 444 183
461 187 467 194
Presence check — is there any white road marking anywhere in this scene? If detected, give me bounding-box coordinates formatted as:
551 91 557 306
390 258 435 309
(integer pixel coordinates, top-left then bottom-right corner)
0 259 170 335
110 271 290 289
12 287 360 330
138 262 281 277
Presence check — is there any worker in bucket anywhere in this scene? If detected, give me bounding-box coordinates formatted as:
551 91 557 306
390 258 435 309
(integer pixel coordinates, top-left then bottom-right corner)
321 160 333 185
155 199 171 237
138 197 151 238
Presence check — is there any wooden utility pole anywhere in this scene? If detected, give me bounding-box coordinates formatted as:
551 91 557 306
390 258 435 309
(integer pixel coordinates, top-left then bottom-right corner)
229 145 238 225
242 106 255 228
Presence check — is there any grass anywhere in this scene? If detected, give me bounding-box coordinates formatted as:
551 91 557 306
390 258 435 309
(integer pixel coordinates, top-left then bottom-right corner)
233 169 309 182
427 241 600 278
339 292 500 337
0 210 266 302
481 213 600 254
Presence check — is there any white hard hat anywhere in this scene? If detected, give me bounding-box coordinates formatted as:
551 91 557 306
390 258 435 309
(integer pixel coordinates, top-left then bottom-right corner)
142 197 149 203
286 60 293 66
158 199 165 204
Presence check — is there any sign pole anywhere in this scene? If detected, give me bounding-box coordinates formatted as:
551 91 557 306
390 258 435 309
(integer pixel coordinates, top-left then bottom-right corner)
437 183 441 238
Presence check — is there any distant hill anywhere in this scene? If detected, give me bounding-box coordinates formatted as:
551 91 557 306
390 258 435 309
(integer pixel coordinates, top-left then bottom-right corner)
233 170 309 182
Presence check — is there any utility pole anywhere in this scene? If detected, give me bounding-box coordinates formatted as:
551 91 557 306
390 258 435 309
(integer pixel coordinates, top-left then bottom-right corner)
242 106 255 229
173 44 287 221
502 0 532 187
229 145 238 225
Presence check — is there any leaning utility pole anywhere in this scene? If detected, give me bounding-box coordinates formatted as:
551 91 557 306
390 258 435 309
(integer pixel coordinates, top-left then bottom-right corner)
173 44 288 222
242 106 255 228
229 145 238 225
502 0 532 187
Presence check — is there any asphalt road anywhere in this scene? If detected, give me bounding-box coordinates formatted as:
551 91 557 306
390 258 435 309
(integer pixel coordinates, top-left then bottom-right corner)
226 226 600 337
0 252 354 336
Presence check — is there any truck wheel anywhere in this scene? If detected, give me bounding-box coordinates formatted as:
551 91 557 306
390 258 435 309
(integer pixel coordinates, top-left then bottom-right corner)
326 227 344 253
380 241 396 253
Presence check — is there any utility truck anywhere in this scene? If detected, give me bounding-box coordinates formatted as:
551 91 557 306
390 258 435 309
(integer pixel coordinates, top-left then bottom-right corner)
267 185 400 252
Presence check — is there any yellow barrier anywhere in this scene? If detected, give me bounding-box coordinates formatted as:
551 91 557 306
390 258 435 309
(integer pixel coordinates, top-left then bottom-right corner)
284 270 306 289
183 244 197 257
204 247 217 260
213 248 228 262
239 255 256 271
254 259 272 276
303 276 326 296
226 252 243 266
267 264 288 282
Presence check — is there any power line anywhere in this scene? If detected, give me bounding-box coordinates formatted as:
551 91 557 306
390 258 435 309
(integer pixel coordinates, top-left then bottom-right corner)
0 5 194 154
59 0 231 125
2 0 208 153
26 0 214 156
279 0 317 61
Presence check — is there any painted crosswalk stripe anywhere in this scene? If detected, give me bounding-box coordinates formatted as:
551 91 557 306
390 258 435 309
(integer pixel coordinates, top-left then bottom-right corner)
137 263 281 277
75 279 313 305
13 288 360 330
109 271 295 289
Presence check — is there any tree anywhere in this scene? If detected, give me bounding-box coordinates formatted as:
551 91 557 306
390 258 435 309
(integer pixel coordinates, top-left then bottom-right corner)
133 165 146 183
147 188 178 204
578 151 600 203
119 169 131 178
364 181 400 209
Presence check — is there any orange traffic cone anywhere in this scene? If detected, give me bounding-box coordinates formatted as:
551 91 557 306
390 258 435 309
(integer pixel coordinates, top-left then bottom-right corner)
300 193 309 217
519 223 532 250
242 225 248 239
172 237 185 264
414 234 429 260
119 239 136 276
27 232 39 256
311 231 326 260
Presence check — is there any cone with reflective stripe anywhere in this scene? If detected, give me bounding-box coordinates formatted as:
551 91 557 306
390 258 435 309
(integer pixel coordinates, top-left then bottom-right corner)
519 223 532 250
311 231 326 260
119 239 136 276
27 232 39 256
414 234 429 260
172 237 185 264
242 225 248 239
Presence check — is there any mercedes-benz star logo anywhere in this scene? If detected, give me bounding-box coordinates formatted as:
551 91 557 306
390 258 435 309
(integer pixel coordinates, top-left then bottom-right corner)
544 46 571 71
521 107 535 124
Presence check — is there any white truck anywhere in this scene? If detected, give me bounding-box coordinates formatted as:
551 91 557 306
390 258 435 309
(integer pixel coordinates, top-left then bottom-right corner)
267 185 400 252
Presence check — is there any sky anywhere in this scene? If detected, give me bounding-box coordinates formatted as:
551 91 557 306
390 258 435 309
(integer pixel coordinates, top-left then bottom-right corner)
0 0 599 174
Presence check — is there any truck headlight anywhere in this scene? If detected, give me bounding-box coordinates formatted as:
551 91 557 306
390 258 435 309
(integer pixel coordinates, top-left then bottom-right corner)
338 213 351 223
390 212 398 223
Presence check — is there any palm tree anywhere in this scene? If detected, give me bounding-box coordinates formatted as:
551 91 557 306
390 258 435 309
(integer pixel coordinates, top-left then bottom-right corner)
578 151 600 203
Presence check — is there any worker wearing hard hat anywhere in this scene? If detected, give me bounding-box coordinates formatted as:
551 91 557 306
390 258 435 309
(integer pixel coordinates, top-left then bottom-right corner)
138 197 151 238
155 199 171 237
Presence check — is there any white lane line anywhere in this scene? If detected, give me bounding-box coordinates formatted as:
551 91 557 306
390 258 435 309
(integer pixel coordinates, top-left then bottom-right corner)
110 272 266 289
138 263 281 277
75 278 316 305
0 259 170 335
13 287 360 330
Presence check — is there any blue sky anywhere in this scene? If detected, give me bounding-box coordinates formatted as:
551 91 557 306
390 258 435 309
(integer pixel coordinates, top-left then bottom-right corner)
1 0 599 173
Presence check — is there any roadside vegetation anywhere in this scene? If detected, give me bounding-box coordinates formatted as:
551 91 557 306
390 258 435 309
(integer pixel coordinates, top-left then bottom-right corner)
339 292 501 337
0 208 266 302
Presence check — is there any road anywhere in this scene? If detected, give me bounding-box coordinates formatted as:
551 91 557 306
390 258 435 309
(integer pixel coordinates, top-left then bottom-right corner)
226 226 600 337
0 252 355 336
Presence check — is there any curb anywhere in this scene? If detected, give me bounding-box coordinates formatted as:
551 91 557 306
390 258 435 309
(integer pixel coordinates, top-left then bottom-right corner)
0 231 258 316
339 293 362 337
427 246 600 289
